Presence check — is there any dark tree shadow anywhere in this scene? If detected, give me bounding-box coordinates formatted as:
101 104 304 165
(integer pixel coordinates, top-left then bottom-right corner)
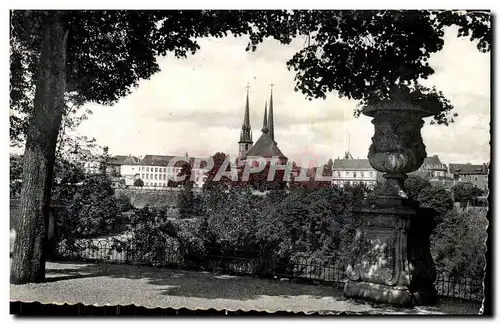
42 261 481 314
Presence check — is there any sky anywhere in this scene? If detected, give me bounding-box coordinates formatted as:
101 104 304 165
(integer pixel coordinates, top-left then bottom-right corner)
76 25 491 168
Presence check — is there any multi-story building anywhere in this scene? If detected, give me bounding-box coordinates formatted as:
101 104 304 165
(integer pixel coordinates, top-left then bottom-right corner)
448 163 489 192
119 155 141 185
137 154 208 188
412 155 448 179
331 152 378 188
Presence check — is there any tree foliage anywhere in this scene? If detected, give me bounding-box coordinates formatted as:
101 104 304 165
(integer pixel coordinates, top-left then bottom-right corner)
431 208 487 280
54 175 124 245
452 182 484 206
203 152 233 190
10 9 491 284
133 178 144 187
405 174 432 201
280 10 491 124
417 184 454 222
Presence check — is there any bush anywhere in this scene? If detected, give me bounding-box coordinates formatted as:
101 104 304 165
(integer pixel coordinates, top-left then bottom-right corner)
431 208 487 280
405 175 431 200
452 182 484 207
417 184 453 223
55 175 123 243
116 194 134 213
134 178 144 187
178 188 194 218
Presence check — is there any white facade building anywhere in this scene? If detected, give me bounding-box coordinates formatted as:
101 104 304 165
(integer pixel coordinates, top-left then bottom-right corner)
137 154 208 188
331 152 378 188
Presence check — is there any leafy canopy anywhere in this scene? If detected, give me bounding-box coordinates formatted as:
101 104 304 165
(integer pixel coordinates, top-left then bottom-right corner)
10 10 491 142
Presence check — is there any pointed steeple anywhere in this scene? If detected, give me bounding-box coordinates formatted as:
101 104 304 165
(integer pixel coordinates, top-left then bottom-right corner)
239 84 252 143
262 101 268 133
268 83 275 142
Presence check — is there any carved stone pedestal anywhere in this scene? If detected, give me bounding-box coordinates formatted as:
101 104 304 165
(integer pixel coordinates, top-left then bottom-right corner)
343 200 437 307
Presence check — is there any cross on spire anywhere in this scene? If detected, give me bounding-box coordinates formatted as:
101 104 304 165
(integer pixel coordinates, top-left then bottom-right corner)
246 82 250 93
270 82 274 92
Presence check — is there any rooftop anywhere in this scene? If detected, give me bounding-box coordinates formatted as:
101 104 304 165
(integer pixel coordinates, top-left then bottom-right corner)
422 155 446 168
246 133 286 159
449 163 489 175
332 158 374 170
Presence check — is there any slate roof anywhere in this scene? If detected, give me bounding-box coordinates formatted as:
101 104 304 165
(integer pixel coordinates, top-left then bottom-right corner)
139 155 208 168
449 163 489 175
421 155 446 170
109 155 132 165
332 158 374 170
245 133 286 159
140 155 187 167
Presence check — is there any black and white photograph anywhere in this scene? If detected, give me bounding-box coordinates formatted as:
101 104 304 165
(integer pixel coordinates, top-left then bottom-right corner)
8 7 492 316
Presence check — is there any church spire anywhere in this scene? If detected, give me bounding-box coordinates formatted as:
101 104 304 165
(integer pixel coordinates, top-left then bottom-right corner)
239 84 252 143
262 101 268 133
268 83 275 142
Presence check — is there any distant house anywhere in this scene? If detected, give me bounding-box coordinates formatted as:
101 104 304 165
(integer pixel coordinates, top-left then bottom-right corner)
332 152 378 188
448 163 489 192
81 149 101 174
106 155 139 177
138 154 208 188
120 155 141 186
412 155 448 179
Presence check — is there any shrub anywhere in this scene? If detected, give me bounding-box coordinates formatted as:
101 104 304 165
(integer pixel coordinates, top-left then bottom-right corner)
55 175 123 243
178 188 194 218
452 182 484 207
116 194 134 213
431 208 488 281
121 206 180 266
405 174 432 201
417 184 453 223
133 178 144 187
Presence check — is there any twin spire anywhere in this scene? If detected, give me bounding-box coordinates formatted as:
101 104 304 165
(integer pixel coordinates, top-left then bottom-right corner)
239 83 275 143
239 86 252 143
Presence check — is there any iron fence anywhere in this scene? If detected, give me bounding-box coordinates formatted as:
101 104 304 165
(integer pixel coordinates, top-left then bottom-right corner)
54 238 483 302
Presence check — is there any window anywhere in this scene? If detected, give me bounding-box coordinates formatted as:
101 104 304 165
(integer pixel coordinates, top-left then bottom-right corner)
337 172 341 178
361 172 364 178
146 167 149 172
163 174 166 180
370 172 374 177
155 167 158 172
353 172 357 178
154 183 157 187
146 174 149 180
346 172 350 176
154 174 157 180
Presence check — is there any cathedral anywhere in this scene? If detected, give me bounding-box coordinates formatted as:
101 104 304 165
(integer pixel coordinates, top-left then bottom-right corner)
237 85 287 166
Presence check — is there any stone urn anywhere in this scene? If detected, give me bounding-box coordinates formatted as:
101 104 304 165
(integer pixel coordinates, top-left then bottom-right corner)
364 100 434 201
343 98 438 307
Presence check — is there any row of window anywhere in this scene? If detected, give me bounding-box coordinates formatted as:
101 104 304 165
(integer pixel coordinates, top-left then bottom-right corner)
139 166 188 173
141 173 206 182
332 180 376 187
334 171 375 178
421 164 446 170
144 182 178 187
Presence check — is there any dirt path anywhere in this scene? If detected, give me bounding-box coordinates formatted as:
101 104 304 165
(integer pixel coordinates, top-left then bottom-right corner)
10 261 481 314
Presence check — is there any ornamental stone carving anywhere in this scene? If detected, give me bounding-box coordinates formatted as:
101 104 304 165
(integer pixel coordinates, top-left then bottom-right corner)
343 97 438 307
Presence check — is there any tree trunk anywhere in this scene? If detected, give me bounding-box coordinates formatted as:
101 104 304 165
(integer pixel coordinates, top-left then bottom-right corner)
10 12 68 284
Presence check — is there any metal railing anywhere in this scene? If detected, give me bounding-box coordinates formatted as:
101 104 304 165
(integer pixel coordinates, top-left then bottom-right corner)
54 238 484 302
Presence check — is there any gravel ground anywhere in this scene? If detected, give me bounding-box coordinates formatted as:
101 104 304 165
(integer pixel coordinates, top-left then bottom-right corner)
10 261 482 315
